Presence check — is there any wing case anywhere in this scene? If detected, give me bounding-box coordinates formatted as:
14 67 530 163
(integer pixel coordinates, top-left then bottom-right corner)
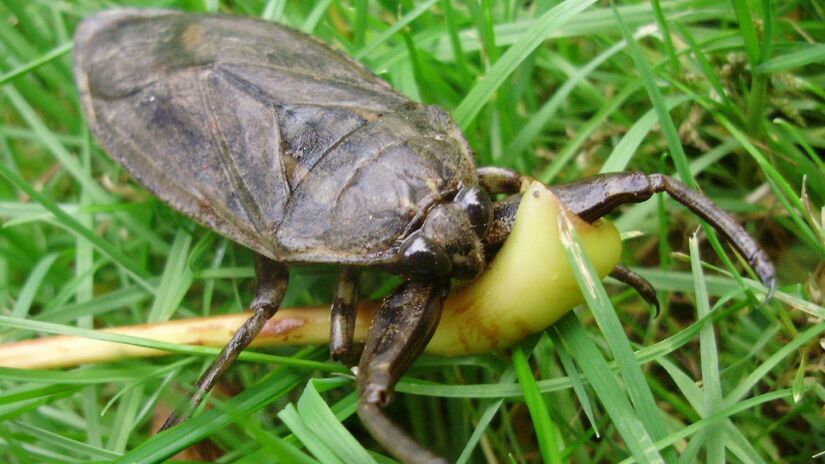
73 9 476 263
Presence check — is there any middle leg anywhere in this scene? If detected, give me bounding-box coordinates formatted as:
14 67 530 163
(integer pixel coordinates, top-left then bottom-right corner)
330 266 361 366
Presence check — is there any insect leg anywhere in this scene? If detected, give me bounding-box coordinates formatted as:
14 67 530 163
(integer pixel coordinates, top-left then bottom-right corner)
160 256 288 431
484 195 662 309
357 280 448 464
476 166 531 194
609 265 660 315
330 266 361 366
550 172 776 293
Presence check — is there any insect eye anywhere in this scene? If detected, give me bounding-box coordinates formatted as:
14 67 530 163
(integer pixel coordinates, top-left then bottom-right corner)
399 231 451 276
455 186 492 237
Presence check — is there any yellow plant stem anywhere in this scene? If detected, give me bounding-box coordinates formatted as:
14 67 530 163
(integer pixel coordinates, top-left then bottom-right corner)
0 182 621 369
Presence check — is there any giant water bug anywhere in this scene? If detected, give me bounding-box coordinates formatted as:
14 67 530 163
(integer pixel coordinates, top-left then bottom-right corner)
73 9 775 464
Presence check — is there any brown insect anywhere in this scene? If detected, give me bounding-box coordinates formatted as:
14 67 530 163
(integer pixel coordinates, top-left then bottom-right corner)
73 9 774 463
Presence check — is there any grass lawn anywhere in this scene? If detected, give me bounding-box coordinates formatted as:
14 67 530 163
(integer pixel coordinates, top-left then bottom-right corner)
0 1 823 462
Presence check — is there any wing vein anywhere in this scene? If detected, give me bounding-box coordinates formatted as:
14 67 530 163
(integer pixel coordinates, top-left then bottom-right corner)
198 72 267 235
216 63 401 111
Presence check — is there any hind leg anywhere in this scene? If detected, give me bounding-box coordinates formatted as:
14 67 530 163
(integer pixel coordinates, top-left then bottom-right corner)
160 255 288 430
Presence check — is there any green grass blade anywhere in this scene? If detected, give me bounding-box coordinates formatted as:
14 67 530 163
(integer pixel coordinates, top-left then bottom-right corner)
300 0 333 33
0 359 192 385
672 21 736 113
456 398 501 464
539 80 641 182
512 346 561 464
757 43 825 73
601 95 693 173
255 432 321 464
657 357 770 464
649 0 678 74
9 422 120 460
613 5 692 185
453 0 597 129
688 235 724 463
0 384 80 406
261 0 287 22
618 389 794 464
114 361 309 463
0 173 152 288
557 208 674 462
147 230 193 323
554 316 664 463
730 0 761 67
724 321 825 406
717 116 824 256
507 38 629 159
10 252 59 318
353 0 439 60
551 330 598 435
0 41 72 85
76 124 102 448
36 281 150 324
0 163 152 289
279 404 345 464
295 381 376 464
105 385 143 452
3 86 108 199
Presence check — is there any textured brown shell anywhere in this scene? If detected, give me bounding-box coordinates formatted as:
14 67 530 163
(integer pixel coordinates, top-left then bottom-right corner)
73 9 477 265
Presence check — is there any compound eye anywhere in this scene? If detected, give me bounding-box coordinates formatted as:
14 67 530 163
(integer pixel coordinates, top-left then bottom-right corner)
399 231 451 277
455 186 492 237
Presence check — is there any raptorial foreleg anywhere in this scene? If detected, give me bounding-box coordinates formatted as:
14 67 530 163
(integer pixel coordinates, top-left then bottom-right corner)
549 172 775 292
357 280 448 464
481 171 775 304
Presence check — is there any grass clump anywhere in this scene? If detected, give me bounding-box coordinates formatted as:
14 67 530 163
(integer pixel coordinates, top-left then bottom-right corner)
1 1 823 462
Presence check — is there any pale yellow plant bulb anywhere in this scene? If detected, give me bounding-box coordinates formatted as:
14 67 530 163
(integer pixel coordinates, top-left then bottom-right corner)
428 181 622 355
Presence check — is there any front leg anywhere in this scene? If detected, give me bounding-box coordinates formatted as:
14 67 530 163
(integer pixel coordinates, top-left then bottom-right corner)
160 255 288 430
483 172 775 292
357 280 448 464
550 172 775 292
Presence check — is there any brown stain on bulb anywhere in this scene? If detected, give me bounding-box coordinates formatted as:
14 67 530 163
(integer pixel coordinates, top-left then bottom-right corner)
260 317 306 337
